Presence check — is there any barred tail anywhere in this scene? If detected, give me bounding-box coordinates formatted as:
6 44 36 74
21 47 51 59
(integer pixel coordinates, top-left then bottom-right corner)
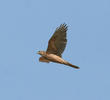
64 62 80 69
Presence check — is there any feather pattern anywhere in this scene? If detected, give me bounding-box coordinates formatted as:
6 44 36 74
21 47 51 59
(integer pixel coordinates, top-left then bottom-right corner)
46 23 68 57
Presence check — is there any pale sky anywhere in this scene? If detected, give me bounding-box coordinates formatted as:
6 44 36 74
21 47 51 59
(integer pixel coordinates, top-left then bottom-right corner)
0 0 110 100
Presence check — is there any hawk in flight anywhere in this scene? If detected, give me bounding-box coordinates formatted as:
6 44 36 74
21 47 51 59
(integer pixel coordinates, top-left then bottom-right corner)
37 23 79 69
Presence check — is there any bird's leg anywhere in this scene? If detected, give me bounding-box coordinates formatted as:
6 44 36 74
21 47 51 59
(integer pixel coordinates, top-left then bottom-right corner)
39 57 50 63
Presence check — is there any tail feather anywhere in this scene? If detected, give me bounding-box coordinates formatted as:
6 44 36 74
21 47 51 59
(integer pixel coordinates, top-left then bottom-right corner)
65 62 80 69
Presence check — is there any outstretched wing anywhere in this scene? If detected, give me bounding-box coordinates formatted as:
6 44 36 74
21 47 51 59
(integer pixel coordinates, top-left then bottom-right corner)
46 23 68 57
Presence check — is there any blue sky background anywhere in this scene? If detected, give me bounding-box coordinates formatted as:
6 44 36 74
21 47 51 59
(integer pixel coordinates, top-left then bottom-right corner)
0 0 110 100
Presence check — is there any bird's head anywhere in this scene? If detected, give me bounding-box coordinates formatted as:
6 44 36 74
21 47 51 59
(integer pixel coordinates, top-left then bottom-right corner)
37 51 46 56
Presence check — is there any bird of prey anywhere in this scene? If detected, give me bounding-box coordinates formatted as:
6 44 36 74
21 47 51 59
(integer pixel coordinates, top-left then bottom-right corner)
37 23 79 69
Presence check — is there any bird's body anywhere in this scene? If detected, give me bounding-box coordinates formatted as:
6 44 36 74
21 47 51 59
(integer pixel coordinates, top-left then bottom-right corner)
37 23 80 69
39 51 66 63
38 51 79 69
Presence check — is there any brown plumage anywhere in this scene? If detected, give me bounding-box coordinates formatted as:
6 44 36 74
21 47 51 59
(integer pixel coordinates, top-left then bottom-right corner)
37 23 80 69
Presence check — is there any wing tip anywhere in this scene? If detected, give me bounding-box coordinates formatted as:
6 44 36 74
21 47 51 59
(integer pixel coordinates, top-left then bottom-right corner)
61 23 68 30
56 23 68 32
